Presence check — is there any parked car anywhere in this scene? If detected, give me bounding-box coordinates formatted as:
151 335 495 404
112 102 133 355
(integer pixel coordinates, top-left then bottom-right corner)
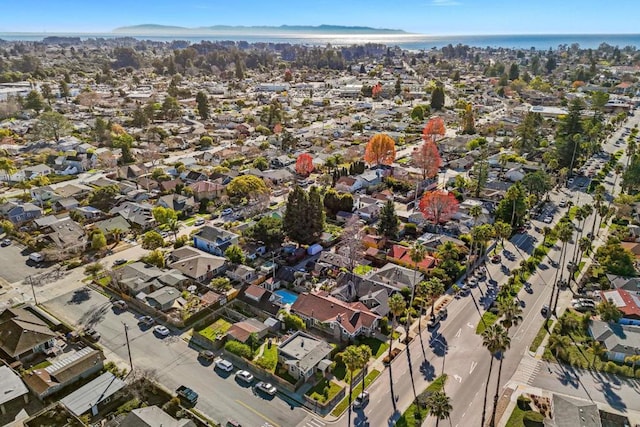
153 325 170 336
138 316 155 326
491 254 501 263
194 218 205 226
543 216 553 224
1 238 11 246
29 252 45 263
198 350 215 361
235 370 254 384
215 358 234 372
84 328 101 342
541 305 550 318
255 381 277 396
113 259 127 266
176 385 198 405
112 300 128 310
221 208 233 216
353 391 370 409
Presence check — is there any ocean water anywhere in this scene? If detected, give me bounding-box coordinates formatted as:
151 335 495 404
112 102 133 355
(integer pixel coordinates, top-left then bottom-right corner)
1 32 640 50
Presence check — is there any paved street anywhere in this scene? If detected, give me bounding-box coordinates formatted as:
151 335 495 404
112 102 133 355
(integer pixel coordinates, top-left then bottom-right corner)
42 287 308 427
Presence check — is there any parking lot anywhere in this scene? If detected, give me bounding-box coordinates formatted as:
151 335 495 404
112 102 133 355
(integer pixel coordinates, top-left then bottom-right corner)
43 288 308 427
0 242 55 283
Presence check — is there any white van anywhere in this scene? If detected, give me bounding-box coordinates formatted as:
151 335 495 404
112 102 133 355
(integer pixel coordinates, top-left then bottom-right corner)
29 253 44 263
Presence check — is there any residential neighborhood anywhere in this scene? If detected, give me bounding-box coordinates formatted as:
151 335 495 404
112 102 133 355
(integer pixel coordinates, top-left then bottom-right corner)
0 26 640 427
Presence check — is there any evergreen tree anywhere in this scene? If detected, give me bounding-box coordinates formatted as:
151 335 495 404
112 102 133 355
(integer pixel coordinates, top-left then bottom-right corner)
195 91 210 120
508 63 519 80
283 186 323 245
430 86 445 110
378 200 399 239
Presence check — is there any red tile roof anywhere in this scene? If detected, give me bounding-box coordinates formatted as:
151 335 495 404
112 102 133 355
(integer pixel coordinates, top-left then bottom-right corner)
291 291 379 335
600 289 640 319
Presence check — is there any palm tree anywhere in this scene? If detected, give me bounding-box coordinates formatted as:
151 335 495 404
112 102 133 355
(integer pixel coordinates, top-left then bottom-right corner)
550 221 574 314
0 157 16 183
481 324 509 427
387 293 406 360
498 299 523 330
107 227 124 246
424 277 445 321
167 217 180 240
490 325 511 427
409 243 426 308
436 241 460 262
542 226 551 246
588 340 607 369
425 390 452 427
343 344 372 427
548 334 571 360
466 205 483 271
493 221 512 247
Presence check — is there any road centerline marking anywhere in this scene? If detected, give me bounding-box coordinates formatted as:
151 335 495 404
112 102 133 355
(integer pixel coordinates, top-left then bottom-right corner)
234 399 281 427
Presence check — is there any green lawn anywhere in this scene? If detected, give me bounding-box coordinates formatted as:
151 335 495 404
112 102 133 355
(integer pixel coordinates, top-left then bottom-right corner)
255 343 278 372
505 405 527 427
574 261 586 279
198 318 232 341
26 360 52 372
355 337 389 359
333 361 361 382
476 311 499 335
396 375 448 427
306 378 343 403
330 369 381 417
529 320 552 353
353 265 374 275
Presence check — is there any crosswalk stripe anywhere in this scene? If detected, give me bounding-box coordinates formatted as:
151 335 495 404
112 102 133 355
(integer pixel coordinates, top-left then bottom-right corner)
299 418 326 427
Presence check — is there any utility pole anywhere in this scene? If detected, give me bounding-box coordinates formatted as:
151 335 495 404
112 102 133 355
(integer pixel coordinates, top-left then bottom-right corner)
27 276 38 305
123 323 133 372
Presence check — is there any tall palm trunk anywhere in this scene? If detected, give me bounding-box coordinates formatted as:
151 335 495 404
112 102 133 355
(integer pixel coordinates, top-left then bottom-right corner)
490 356 505 427
347 373 354 427
481 356 494 427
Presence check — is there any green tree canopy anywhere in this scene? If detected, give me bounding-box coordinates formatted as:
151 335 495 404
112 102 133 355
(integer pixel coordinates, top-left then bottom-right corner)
244 216 285 249
142 230 165 250
226 175 268 199
283 186 325 245
224 244 245 264
378 200 399 239
32 111 72 142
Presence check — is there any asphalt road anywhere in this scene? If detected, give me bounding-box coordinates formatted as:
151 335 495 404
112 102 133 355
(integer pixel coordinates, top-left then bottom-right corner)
43 288 308 427
0 242 56 284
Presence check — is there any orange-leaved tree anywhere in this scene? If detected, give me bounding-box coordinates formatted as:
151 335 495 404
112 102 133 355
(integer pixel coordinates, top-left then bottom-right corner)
372 82 382 98
412 140 442 180
364 133 396 167
423 117 446 144
295 153 314 176
419 190 459 226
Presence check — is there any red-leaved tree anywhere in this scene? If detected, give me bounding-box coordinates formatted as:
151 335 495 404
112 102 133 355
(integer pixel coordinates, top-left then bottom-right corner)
419 190 459 225
412 140 442 180
295 153 314 176
372 83 382 98
364 133 396 167
423 117 446 144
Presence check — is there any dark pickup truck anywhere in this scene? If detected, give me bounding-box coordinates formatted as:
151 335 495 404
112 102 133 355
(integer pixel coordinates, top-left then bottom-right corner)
176 385 198 405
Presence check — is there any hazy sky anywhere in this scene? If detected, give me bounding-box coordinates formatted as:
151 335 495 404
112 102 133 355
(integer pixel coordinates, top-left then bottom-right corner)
1 0 639 35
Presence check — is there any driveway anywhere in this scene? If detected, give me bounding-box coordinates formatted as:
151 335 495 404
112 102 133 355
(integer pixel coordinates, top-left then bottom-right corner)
43 288 308 427
0 242 56 284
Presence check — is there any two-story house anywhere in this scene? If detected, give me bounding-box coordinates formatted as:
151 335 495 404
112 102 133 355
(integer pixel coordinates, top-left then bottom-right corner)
0 201 43 224
277 331 333 381
193 225 239 256
291 291 380 341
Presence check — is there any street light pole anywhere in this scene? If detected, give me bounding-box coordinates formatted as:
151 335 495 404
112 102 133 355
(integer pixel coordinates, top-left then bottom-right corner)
27 276 38 305
123 323 133 373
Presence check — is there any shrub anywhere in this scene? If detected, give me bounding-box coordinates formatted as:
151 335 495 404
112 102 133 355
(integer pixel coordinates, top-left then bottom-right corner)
404 222 417 236
523 410 544 427
517 395 532 410
225 341 252 359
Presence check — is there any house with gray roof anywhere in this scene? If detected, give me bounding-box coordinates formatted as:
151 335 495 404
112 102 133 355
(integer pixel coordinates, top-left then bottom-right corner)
545 394 602 427
168 246 227 284
588 320 640 362
193 225 239 256
145 286 181 311
114 262 189 295
278 331 333 381
60 372 126 417
0 366 29 417
120 406 195 427
0 201 42 224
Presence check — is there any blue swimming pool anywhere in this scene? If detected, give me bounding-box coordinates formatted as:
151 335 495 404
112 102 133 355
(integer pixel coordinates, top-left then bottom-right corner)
275 289 299 305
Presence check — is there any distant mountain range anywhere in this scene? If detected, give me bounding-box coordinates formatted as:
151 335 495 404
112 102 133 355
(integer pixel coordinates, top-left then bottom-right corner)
112 24 408 35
